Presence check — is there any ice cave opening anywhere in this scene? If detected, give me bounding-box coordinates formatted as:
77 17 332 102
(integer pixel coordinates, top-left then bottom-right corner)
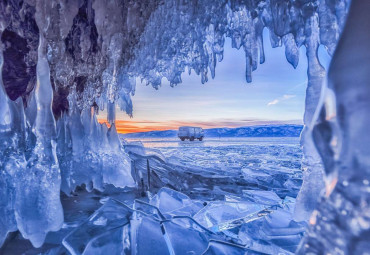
0 0 369 254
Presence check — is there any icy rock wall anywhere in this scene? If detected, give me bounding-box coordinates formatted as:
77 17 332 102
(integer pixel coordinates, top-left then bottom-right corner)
0 23 63 247
0 0 134 248
0 29 22 248
0 0 352 249
298 0 370 253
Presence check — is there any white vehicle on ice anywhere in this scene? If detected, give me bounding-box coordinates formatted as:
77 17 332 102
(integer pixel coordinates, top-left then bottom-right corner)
178 126 204 141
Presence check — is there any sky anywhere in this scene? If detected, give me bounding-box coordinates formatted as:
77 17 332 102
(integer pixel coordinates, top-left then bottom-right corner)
98 29 331 133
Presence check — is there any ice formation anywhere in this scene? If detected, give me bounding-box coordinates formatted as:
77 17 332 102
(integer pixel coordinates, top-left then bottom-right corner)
297 1 370 253
0 0 134 247
61 187 306 254
0 0 365 253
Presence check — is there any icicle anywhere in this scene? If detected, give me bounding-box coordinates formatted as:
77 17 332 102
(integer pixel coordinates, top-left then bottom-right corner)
14 4 64 243
201 69 208 84
56 113 72 194
245 55 252 83
102 123 135 188
0 30 18 248
268 30 281 48
257 33 265 64
294 14 326 222
283 34 299 69
107 101 116 125
0 38 11 131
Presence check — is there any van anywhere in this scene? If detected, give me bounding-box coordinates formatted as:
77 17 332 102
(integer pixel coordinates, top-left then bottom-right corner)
178 126 204 141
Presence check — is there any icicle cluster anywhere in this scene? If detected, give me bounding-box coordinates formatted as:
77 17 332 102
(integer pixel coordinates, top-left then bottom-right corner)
0 0 352 249
56 104 135 194
0 0 135 248
0 0 349 117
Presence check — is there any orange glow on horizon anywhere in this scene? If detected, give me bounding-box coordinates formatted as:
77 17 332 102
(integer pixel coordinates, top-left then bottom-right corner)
98 118 303 134
98 119 177 134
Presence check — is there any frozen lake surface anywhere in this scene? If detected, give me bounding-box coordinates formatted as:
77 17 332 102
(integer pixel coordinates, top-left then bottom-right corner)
2 137 306 254
126 137 302 179
123 137 303 200
120 137 306 254
129 137 300 148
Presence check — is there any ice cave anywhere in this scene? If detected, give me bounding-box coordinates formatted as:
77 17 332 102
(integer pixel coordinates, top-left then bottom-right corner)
0 0 369 254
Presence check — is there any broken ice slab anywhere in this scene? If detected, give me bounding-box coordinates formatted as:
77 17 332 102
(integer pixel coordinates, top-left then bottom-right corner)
130 217 171 255
283 178 302 192
82 226 128 255
281 196 296 214
133 199 165 220
160 215 241 255
242 190 282 206
131 209 213 255
166 216 217 235
237 222 297 255
62 199 133 255
124 143 166 162
161 218 210 255
262 208 306 250
236 197 306 254
282 196 295 205
193 201 272 232
202 240 262 255
242 167 273 185
149 187 200 216
241 166 302 198
168 200 204 217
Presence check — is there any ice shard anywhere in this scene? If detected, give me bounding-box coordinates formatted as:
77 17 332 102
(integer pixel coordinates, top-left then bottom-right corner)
202 241 254 255
63 199 132 254
194 201 271 232
60 187 308 254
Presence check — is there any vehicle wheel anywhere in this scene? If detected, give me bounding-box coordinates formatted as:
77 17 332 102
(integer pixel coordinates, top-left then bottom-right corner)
181 138 185 141
199 137 203 141
190 137 194 141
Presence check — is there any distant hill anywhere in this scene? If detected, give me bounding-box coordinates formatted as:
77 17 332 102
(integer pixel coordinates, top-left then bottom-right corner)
122 124 303 138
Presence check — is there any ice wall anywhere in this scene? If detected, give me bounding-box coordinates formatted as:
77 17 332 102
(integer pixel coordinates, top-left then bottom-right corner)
0 28 19 248
0 0 355 250
0 0 134 248
298 0 370 253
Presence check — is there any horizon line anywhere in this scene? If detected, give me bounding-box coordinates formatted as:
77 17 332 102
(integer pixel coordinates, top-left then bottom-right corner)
97 118 303 134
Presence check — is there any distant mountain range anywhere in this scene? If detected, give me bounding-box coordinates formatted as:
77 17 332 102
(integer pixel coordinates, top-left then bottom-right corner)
122 124 303 138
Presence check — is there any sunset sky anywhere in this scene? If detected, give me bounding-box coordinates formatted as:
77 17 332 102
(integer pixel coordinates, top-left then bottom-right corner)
98 30 331 134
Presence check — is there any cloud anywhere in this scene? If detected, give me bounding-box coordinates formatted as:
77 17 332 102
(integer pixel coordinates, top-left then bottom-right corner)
267 94 296 106
283 94 296 100
267 99 279 106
